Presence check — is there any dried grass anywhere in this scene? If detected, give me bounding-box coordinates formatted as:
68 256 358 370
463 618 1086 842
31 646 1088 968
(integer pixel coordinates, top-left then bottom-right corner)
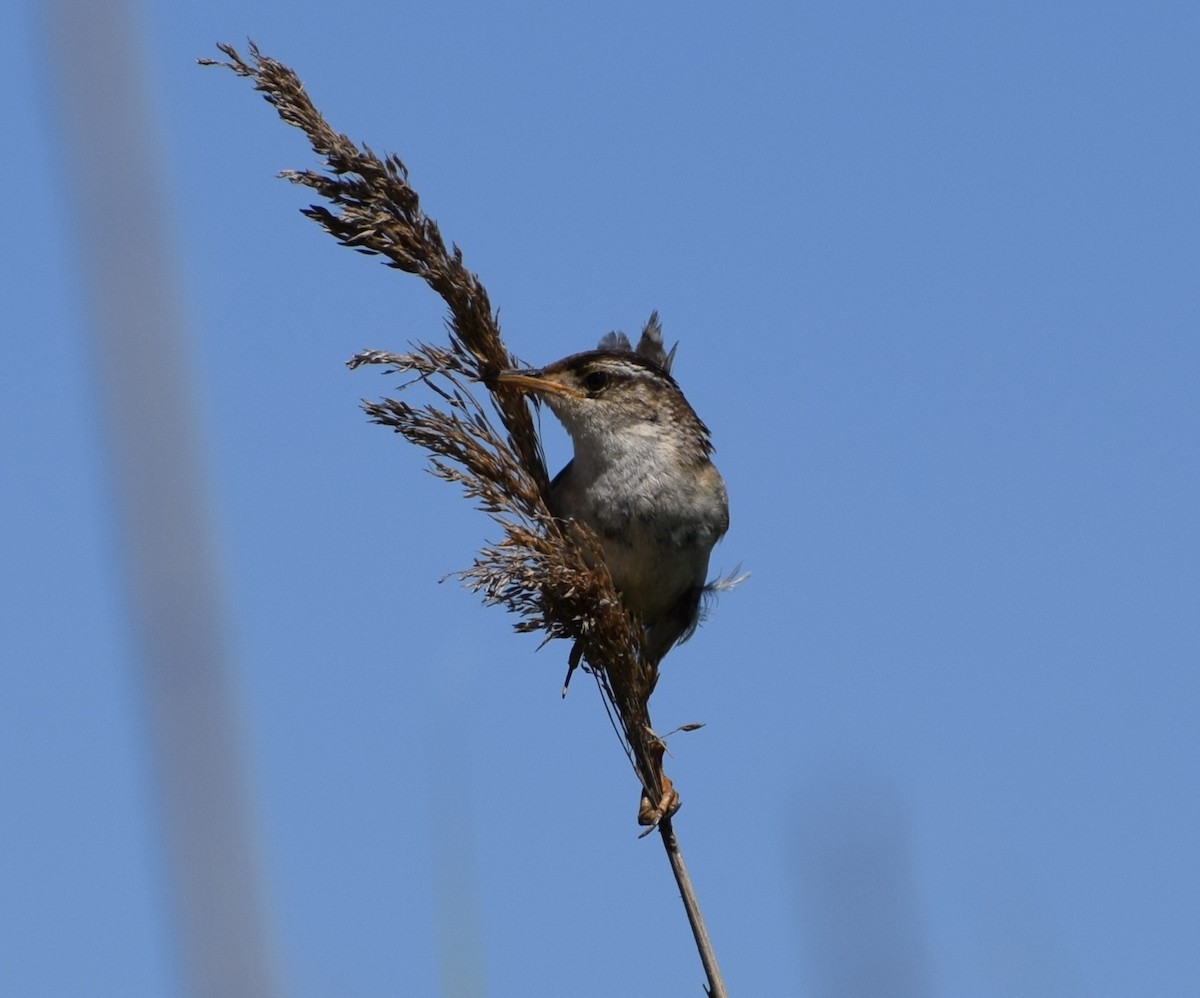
202 41 676 823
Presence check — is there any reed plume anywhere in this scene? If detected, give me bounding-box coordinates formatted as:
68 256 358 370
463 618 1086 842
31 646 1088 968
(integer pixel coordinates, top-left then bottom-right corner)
203 42 728 995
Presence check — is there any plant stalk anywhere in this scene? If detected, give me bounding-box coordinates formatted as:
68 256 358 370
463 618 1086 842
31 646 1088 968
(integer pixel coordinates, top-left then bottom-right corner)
659 817 728 997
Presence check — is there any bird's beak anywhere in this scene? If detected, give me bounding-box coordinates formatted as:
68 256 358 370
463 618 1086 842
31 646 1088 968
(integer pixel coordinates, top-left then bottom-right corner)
492 368 584 399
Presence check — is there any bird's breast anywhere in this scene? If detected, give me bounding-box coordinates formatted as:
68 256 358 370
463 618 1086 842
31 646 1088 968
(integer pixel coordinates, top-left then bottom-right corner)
549 449 728 621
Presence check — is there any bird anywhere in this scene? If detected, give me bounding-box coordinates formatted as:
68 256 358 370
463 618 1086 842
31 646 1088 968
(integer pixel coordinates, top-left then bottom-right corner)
493 314 729 686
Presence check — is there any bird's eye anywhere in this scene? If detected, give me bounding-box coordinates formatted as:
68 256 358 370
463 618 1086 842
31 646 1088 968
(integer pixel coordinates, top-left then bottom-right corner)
583 370 609 394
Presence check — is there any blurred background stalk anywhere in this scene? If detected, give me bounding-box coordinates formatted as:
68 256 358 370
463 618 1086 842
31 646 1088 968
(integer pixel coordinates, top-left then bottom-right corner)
40 2 282 995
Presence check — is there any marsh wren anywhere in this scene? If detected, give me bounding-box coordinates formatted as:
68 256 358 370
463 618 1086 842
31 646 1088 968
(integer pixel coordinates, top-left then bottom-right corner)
495 315 729 675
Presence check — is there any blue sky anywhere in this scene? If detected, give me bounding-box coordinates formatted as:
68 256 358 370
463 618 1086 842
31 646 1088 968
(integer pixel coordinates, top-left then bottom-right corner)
3 2 1198 996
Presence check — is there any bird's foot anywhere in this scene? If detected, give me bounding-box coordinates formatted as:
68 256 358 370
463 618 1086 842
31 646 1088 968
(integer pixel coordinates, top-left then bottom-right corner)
637 775 680 831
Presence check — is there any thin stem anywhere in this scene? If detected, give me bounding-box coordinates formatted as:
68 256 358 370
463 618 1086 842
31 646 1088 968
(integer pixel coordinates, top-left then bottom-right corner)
659 817 728 997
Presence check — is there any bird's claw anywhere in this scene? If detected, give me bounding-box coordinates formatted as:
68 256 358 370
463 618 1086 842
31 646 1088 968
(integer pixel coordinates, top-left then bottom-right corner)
637 776 680 832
